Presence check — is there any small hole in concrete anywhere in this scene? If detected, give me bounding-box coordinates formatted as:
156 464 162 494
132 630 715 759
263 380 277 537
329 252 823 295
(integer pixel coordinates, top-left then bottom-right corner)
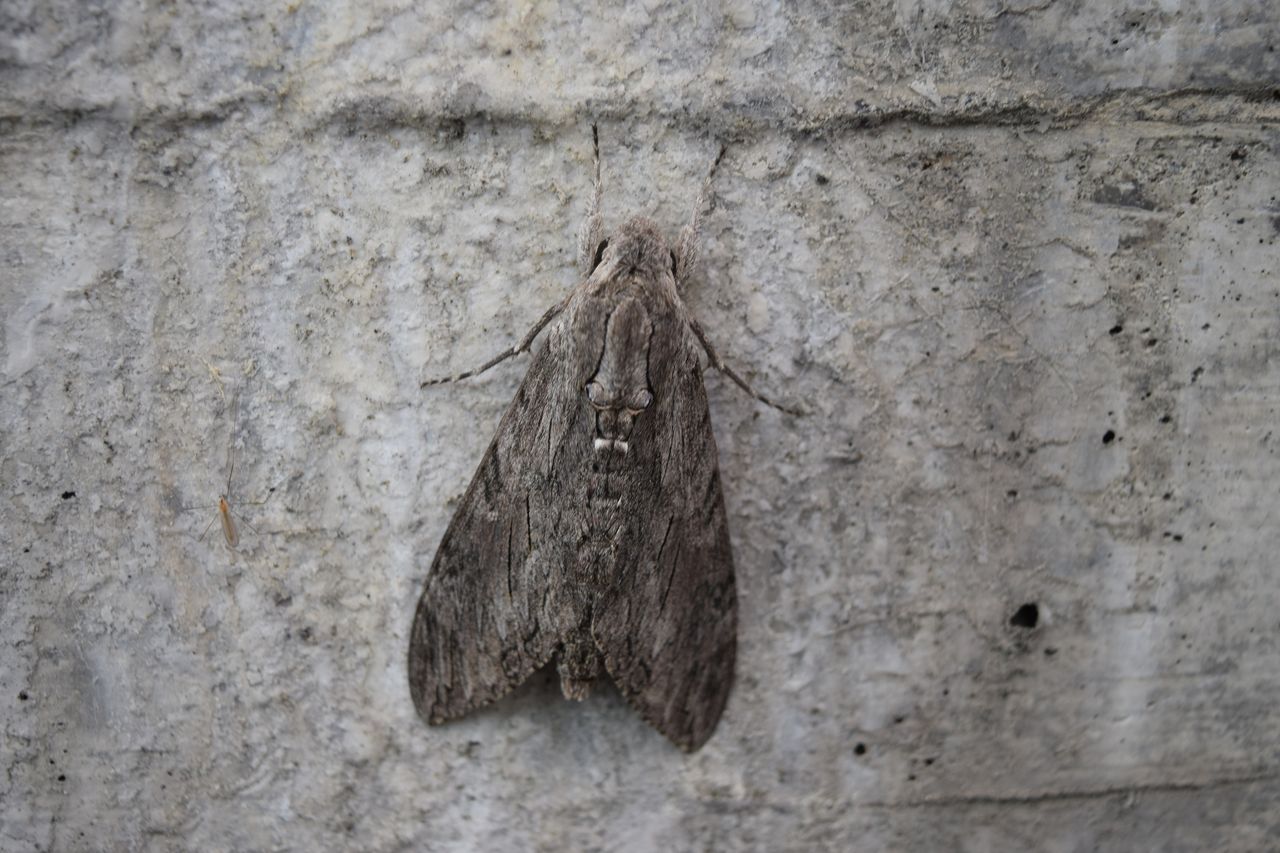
1102 429 1116 445
854 743 867 755
1010 603 1039 628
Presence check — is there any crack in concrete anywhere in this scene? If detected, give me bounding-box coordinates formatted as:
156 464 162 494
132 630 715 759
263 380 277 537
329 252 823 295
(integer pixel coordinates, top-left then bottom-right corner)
4 86 1280 136
865 769 1280 809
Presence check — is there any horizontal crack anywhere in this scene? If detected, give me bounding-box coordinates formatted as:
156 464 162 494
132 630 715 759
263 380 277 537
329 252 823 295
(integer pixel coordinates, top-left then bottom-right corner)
2 85 1279 136
864 769 1280 809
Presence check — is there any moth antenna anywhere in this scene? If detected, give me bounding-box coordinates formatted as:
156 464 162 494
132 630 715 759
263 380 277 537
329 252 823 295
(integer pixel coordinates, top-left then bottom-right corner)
674 143 727 286
576 122 606 276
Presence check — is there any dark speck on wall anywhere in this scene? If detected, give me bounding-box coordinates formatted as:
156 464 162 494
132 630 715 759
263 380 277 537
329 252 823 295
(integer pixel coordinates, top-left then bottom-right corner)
1010 603 1039 628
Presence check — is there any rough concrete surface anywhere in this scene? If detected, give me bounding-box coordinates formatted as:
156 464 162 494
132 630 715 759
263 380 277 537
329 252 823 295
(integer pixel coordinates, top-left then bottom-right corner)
2 1 1279 851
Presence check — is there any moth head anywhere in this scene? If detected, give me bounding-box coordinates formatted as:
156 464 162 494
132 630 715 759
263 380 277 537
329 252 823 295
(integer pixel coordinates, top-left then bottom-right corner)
586 296 654 455
593 218 677 285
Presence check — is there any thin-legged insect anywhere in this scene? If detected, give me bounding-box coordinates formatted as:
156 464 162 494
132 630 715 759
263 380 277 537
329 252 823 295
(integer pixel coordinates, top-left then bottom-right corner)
191 394 266 549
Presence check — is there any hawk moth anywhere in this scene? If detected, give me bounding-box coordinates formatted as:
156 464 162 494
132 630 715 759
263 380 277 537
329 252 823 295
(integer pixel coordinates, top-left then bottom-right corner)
408 127 790 751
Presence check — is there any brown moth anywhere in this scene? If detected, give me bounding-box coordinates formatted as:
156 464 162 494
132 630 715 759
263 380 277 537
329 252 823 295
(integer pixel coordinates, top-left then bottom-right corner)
409 127 791 751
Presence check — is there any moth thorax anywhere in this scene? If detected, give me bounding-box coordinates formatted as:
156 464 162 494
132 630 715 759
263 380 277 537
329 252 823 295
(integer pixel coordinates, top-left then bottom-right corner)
586 296 654 455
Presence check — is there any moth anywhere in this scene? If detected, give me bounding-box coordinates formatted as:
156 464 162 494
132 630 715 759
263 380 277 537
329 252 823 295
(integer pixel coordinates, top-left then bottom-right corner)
409 127 791 751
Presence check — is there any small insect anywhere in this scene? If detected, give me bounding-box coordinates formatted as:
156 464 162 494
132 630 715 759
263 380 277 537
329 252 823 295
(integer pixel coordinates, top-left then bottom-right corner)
408 126 794 751
193 393 263 550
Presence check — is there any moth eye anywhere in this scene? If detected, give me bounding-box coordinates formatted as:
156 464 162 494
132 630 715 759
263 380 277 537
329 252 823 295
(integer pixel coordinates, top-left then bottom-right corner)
592 239 609 271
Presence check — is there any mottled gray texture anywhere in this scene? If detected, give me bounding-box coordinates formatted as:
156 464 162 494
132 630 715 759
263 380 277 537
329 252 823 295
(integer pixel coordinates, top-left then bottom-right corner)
2 2 1279 851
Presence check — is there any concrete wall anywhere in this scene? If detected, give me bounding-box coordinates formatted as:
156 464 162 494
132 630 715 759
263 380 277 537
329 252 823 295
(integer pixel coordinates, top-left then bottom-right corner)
2 2 1278 850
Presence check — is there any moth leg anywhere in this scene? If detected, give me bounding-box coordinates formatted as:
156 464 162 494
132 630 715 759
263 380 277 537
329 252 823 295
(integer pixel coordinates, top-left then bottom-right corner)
688 318 804 416
197 514 218 542
421 298 568 387
577 123 605 276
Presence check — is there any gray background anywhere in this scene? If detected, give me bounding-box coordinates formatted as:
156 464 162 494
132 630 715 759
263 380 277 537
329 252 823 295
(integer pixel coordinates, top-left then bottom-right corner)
3 1 1279 851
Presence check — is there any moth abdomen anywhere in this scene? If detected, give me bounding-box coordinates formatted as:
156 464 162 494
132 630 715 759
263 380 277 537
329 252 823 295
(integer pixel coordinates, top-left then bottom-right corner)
556 633 605 701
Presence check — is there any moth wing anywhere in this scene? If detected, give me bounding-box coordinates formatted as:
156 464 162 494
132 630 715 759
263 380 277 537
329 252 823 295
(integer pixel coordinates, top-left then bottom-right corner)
594 319 737 751
409 308 600 724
